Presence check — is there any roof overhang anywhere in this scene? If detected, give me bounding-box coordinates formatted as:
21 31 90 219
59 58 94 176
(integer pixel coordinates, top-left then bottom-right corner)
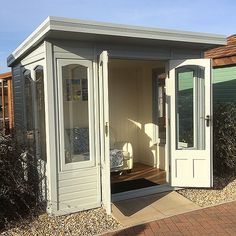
7 16 227 66
0 72 12 80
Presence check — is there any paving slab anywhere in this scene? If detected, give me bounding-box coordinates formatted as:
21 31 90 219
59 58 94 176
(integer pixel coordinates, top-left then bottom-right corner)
112 191 200 227
104 200 236 236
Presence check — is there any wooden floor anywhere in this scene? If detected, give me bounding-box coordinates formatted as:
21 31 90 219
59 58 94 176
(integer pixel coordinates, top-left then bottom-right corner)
111 162 166 185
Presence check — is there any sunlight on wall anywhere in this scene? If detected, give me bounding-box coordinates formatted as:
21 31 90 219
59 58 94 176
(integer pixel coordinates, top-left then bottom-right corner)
144 123 158 147
127 118 142 129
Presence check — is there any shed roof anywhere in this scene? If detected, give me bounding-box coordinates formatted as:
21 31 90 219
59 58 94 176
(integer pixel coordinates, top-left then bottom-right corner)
0 72 12 80
7 16 227 66
205 34 236 67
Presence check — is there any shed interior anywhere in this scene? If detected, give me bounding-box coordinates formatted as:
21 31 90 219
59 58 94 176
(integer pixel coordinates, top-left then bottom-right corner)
108 59 167 193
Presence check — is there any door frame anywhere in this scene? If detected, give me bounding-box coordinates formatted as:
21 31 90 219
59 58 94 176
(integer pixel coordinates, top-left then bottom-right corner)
99 51 111 214
100 56 172 204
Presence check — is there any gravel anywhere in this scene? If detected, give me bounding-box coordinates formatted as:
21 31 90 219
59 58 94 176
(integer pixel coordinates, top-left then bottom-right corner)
178 176 236 207
3 177 236 235
1 208 121 236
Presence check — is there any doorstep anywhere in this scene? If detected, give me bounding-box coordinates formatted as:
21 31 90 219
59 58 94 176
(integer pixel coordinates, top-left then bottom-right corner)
112 191 201 227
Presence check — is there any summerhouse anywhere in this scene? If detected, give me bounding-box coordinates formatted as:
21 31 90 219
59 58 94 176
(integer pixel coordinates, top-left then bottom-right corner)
8 17 226 215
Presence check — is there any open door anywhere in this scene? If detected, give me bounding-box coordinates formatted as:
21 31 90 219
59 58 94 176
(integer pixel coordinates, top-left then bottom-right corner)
99 51 111 214
169 59 212 187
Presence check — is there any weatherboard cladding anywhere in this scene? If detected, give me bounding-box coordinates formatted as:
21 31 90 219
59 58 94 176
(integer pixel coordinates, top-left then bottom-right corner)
213 65 236 105
11 64 24 143
205 34 236 105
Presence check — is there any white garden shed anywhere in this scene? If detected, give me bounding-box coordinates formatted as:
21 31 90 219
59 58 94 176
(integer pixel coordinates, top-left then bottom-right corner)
8 16 226 215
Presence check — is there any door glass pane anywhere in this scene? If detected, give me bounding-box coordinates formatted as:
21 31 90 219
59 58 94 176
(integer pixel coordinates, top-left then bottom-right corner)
62 64 90 163
176 66 205 150
176 70 194 149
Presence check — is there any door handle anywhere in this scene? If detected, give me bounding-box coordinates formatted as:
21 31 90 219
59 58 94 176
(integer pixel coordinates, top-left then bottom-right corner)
105 122 109 137
201 115 211 127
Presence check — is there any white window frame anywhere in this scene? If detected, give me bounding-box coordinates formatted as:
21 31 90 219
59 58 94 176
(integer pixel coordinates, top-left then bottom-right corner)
57 59 95 171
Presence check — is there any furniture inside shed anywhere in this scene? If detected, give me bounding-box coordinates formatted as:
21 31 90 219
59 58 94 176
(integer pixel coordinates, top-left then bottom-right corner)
108 59 167 193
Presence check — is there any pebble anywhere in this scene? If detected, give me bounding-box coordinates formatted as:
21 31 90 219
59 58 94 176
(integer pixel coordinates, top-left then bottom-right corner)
178 176 236 207
3 176 235 235
1 208 121 236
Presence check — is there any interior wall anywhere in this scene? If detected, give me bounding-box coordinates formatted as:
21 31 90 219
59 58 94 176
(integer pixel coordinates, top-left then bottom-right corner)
137 67 157 166
109 61 162 166
108 67 141 161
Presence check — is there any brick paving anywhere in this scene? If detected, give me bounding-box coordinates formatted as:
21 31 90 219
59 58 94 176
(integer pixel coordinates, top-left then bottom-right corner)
103 201 236 236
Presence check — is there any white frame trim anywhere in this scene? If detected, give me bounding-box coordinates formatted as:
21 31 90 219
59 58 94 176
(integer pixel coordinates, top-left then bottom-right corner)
165 62 170 184
57 59 96 171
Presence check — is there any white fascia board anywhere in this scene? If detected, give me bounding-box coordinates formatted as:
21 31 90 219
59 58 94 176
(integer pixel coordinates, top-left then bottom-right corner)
7 16 227 66
49 16 226 45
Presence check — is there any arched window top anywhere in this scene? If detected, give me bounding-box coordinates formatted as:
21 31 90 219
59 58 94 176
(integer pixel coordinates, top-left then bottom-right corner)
23 69 32 80
176 65 205 79
34 65 43 72
35 65 44 82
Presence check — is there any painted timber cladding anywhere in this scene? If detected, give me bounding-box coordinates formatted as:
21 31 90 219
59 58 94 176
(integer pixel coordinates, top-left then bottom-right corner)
213 65 236 105
12 64 24 143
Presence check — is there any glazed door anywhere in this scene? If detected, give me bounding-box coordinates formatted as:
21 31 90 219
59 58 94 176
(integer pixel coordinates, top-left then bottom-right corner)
99 51 111 214
169 59 213 187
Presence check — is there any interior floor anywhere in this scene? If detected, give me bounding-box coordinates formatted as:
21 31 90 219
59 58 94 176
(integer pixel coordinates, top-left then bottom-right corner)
111 162 166 185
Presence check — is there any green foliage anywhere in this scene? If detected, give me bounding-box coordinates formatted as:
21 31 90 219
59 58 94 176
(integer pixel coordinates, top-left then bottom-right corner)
214 103 236 176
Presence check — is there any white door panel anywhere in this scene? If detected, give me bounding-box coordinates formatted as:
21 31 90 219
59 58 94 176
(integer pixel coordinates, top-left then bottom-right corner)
169 59 212 188
99 51 111 214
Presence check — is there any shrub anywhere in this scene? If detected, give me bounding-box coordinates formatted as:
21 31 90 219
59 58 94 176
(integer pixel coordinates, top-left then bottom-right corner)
213 103 236 177
0 132 42 230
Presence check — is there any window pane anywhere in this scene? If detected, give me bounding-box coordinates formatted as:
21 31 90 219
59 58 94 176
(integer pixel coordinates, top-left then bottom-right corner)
24 72 35 156
176 70 194 149
62 64 90 163
36 68 47 161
